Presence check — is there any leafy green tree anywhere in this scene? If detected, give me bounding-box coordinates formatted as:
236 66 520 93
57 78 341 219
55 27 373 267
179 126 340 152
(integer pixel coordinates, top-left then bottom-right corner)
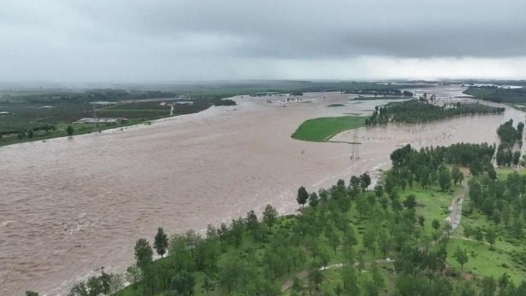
297 186 309 208
418 215 425 228
291 276 302 293
374 184 384 197
512 221 523 239
463 224 473 240
262 204 278 229
518 122 524 134
454 247 469 269
341 266 359 294
87 275 103 296
498 272 511 289
486 227 497 249
326 226 341 253
364 279 380 296
154 227 169 258
360 173 371 191
202 276 213 294
308 268 324 294
246 210 260 240
438 166 452 192
170 270 195 296
99 270 114 295
457 282 476 296
308 192 319 208
125 264 142 292
480 276 497 296
452 166 464 185
403 194 417 209
371 261 385 290
432 219 440 231
474 227 485 244
134 238 153 269
363 227 377 255
27 129 34 138
68 274 106 296
25 292 39 296
378 229 391 257
66 125 74 137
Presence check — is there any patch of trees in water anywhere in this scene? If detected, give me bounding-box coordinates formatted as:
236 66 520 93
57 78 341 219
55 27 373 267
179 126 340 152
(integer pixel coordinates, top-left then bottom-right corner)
496 119 524 167
366 100 505 125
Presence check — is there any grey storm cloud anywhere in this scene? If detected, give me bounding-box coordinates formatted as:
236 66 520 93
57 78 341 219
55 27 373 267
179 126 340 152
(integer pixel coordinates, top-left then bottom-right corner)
1 0 526 81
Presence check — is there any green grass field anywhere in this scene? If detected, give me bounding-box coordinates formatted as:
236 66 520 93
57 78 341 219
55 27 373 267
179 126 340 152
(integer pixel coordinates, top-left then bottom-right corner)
447 238 524 283
291 116 366 142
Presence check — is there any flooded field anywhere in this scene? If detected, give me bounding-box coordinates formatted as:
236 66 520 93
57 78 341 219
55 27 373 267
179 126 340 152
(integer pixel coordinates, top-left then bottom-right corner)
0 86 523 295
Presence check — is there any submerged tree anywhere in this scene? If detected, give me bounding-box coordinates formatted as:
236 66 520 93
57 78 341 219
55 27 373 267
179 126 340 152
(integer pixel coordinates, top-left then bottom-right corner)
66 125 74 137
262 204 278 230
297 186 309 208
134 238 153 269
154 227 169 258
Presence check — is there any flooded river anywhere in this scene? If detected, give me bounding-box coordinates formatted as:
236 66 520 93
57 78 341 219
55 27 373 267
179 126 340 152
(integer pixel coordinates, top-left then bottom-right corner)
0 86 523 295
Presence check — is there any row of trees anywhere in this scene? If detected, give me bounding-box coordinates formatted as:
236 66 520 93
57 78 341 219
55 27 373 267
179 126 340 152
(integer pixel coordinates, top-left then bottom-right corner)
464 86 526 103
366 100 504 125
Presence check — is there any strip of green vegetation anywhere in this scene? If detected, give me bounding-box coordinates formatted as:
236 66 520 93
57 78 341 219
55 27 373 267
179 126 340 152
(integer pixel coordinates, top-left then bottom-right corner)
353 96 407 100
0 119 145 146
327 104 345 107
464 86 526 103
366 100 505 125
291 116 366 142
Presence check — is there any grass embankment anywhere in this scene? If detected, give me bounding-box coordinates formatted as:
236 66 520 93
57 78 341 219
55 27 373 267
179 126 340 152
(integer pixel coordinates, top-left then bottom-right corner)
291 116 366 142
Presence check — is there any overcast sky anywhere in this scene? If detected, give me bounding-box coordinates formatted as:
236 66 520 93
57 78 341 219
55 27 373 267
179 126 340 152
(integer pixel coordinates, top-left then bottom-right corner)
1 0 526 82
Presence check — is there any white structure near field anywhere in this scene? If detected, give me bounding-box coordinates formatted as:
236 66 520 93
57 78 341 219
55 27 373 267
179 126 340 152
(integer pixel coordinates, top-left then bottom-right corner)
75 117 128 124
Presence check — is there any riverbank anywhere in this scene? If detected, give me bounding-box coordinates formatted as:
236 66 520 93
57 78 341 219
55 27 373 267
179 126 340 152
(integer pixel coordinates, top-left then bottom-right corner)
3 87 525 295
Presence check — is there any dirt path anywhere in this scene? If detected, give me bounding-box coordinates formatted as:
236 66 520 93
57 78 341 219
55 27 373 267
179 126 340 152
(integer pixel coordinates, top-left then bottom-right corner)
448 182 468 232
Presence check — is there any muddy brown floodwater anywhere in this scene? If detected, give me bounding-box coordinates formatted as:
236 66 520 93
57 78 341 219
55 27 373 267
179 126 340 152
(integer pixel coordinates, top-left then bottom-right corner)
0 86 523 295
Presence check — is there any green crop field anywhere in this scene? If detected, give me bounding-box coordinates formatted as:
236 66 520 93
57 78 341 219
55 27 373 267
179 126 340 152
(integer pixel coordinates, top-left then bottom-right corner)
291 116 366 142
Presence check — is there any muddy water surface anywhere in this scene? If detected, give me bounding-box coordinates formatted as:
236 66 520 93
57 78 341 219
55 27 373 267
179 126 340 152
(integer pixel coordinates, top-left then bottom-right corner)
0 86 523 295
